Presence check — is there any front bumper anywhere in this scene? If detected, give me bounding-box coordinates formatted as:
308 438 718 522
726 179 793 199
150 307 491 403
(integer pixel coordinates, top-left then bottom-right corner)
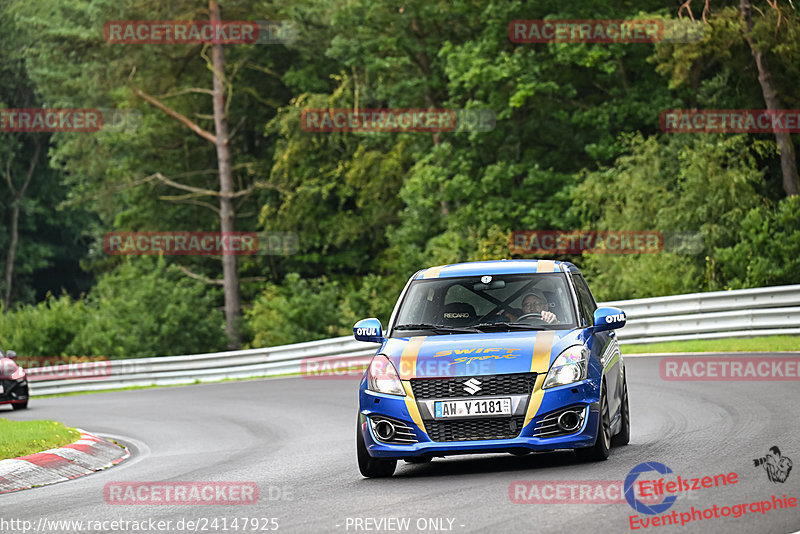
359 378 601 459
0 379 29 405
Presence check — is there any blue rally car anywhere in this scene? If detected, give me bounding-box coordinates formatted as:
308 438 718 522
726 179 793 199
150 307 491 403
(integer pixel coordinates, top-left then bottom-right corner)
354 260 629 477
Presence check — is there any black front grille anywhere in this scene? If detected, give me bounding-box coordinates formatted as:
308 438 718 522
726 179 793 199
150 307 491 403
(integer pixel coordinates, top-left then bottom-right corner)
426 416 525 442
410 373 536 399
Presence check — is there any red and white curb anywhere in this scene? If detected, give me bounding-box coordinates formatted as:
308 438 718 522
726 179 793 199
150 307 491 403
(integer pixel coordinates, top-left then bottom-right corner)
0 429 129 494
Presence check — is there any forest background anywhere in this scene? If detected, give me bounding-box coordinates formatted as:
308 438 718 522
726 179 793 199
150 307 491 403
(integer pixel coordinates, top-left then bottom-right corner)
0 0 797 358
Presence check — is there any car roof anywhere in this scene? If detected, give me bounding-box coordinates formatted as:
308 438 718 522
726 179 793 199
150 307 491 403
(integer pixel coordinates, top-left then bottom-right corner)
413 259 580 279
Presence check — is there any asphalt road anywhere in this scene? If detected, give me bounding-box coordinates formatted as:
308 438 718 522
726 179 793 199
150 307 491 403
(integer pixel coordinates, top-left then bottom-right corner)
2 352 799 534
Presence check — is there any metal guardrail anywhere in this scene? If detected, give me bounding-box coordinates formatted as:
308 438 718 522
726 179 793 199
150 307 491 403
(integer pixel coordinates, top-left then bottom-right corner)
26 284 800 396
28 337 373 396
604 284 800 343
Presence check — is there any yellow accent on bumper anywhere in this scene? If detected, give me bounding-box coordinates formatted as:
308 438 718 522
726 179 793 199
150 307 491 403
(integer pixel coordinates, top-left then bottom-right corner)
402 381 427 435
523 330 556 427
523 375 547 428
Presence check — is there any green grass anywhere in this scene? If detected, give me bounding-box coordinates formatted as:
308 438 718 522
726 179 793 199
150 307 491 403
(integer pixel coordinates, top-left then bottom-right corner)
623 335 800 354
0 419 81 460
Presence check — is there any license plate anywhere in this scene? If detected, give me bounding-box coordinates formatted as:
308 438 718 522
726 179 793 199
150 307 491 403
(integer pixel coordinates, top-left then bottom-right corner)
434 398 511 419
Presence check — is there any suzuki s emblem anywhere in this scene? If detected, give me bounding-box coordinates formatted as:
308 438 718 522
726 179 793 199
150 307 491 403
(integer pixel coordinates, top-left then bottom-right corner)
463 378 482 395
481 276 492 284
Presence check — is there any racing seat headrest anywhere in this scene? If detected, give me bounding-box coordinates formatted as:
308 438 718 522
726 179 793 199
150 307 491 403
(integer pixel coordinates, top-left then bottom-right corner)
441 302 476 327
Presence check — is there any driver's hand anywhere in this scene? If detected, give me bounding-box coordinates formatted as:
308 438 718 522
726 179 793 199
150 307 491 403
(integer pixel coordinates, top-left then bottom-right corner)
541 310 557 324
497 309 518 322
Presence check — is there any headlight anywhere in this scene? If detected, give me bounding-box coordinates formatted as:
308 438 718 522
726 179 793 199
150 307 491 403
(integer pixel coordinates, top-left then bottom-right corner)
367 355 405 396
543 345 589 389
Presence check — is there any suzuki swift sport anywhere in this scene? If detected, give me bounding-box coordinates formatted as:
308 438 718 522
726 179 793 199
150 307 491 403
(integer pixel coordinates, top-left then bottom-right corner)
354 260 629 477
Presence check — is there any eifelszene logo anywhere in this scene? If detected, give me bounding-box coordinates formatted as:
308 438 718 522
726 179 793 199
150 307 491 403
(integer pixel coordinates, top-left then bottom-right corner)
625 462 678 515
753 446 793 483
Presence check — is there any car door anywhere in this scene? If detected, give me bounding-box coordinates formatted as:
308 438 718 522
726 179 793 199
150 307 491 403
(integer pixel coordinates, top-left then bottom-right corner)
572 273 622 418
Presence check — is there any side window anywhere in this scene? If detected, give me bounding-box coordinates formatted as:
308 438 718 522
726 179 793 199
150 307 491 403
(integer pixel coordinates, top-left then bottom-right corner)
572 274 597 326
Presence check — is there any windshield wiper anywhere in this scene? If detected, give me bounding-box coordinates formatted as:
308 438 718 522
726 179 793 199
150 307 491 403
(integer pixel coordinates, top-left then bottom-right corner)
473 322 550 332
394 323 480 334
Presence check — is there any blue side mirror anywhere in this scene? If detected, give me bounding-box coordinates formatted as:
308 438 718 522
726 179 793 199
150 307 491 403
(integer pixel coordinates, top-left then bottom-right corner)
353 318 383 343
592 307 627 332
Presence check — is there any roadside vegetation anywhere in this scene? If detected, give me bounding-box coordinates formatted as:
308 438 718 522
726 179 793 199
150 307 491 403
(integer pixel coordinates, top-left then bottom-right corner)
623 335 800 354
0 419 80 460
0 0 798 356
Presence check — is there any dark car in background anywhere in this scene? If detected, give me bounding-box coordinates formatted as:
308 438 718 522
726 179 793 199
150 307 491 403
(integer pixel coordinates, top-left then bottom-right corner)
0 348 29 410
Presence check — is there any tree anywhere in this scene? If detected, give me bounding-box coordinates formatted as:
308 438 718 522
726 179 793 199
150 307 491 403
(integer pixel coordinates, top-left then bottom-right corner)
738 0 799 196
0 9 93 309
3 137 41 311
7 0 295 347
128 1 245 347
674 0 799 196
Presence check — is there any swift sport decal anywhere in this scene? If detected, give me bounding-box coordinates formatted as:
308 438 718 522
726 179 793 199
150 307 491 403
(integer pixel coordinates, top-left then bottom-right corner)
433 347 521 366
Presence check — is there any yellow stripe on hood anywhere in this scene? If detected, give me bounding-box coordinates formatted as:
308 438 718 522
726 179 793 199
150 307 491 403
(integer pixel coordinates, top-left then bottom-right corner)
395 336 428 435
398 336 426 379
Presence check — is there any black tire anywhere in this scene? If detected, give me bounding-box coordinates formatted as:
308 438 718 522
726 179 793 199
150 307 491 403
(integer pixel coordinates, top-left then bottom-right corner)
574 383 611 462
357 420 397 478
611 376 630 447
12 401 28 410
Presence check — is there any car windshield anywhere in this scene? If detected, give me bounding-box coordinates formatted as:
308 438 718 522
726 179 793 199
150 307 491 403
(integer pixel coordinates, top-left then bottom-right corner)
392 273 577 335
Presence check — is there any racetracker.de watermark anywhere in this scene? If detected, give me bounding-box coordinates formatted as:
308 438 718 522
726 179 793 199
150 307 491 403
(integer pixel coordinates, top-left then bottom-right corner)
104 20 297 45
301 356 501 379
300 108 495 133
301 356 371 379
661 109 800 133
103 231 298 256
509 230 703 255
104 482 262 505
660 357 800 381
509 19 703 43
1 108 142 133
25 361 152 381
510 480 662 504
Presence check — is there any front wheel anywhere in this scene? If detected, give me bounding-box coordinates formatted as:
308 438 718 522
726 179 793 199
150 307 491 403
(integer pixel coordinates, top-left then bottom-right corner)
12 401 28 410
611 376 630 447
357 420 397 478
574 383 611 462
